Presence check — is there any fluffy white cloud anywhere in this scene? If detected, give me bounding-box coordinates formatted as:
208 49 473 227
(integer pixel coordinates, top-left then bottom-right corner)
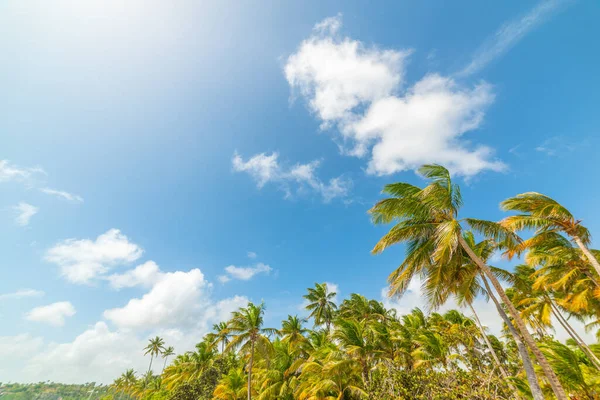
105 261 162 289
0 288 45 300
0 160 45 183
24 322 148 384
104 269 209 330
233 152 351 202
219 262 272 282
45 229 144 284
40 187 84 203
13 202 39 226
25 301 76 327
285 15 505 177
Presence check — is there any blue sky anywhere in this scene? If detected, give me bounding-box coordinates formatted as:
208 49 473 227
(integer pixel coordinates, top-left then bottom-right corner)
1 0 600 383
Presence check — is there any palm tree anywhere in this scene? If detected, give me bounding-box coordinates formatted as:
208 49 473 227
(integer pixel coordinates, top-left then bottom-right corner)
279 315 309 350
303 283 337 331
161 346 175 373
369 164 567 400
226 302 277 400
144 336 166 374
501 192 600 278
213 321 231 353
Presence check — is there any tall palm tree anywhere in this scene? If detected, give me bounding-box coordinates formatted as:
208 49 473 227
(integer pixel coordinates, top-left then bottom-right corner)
161 346 175 374
369 164 567 400
501 192 600 277
143 336 166 376
303 283 337 331
213 321 231 353
226 302 277 400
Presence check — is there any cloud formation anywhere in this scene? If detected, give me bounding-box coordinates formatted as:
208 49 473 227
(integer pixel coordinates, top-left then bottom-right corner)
45 229 144 284
218 262 273 283
25 301 76 327
14 202 39 226
40 187 84 203
0 160 45 183
0 289 45 300
233 152 351 201
285 15 505 177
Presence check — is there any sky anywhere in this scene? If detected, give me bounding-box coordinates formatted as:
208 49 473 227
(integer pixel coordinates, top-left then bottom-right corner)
1 0 600 384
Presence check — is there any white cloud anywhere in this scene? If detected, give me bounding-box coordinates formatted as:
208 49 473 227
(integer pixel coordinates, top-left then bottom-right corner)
247 251 257 259
103 268 209 330
535 135 580 156
45 229 144 284
285 15 505 177
105 260 162 289
0 289 45 300
22 293 250 384
0 334 44 359
460 0 571 76
233 152 351 202
40 187 84 203
0 160 45 183
25 301 76 327
220 262 272 282
13 202 39 226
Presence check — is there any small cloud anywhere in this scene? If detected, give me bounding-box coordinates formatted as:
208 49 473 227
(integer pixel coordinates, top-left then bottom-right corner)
233 152 351 202
40 188 84 203
219 263 272 282
25 301 76 327
44 229 144 284
0 160 46 184
535 136 581 157
14 202 39 226
459 0 572 76
247 251 257 259
0 289 45 301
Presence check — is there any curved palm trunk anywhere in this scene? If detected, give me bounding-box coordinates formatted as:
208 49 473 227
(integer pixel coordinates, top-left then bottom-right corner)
248 339 255 400
467 302 520 397
147 355 153 374
481 275 544 400
549 301 600 370
458 236 567 400
162 357 168 374
573 236 600 278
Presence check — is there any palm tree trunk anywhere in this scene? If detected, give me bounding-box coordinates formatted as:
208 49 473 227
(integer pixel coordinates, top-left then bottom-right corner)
573 235 600 278
458 235 567 400
480 275 544 400
248 339 255 400
549 301 600 370
162 357 168 374
467 302 520 397
147 355 153 374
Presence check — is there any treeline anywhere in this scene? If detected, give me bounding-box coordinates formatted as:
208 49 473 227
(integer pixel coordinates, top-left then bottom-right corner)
0 382 109 399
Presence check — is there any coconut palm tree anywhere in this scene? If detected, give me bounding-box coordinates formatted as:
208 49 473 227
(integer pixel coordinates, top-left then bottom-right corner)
303 283 337 331
213 321 231 353
279 315 309 350
501 192 600 278
369 164 567 399
226 302 277 400
161 346 175 373
144 336 166 374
